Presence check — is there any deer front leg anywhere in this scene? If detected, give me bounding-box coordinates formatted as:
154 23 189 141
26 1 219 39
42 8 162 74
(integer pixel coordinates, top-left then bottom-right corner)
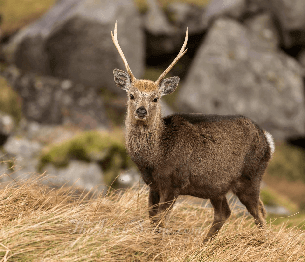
148 188 160 224
152 190 177 228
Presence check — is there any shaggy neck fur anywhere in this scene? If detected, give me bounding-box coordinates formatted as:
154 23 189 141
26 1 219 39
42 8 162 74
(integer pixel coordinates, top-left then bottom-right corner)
125 110 164 167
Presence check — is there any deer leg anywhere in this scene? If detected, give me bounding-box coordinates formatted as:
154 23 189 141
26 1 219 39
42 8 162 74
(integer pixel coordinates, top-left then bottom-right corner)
153 191 177 227
205 196 231 241
148 188 160 223
236 190 265 227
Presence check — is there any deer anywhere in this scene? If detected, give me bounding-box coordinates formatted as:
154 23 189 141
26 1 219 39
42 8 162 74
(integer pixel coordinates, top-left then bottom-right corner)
111 22 275 241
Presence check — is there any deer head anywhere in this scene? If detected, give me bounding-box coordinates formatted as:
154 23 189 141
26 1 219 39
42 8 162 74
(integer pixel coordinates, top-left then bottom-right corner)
112 22 188 126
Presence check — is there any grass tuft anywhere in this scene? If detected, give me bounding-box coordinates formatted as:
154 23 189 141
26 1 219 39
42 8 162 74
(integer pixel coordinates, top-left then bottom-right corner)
0 177 304 261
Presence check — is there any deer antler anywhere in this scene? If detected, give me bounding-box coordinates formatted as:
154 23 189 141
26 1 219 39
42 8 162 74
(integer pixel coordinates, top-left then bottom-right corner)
155 28 188 86
111 21 136 82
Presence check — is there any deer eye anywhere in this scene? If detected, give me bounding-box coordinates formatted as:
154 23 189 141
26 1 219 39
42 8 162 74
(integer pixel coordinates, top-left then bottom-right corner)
129 94 135 100
153 98 158 102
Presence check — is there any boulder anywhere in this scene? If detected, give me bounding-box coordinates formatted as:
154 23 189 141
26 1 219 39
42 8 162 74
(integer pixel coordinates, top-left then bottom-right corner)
255 0 305 47
244 12 280 50
2 66 108 128
166 2 206 35
0 137 42 182
204 0 247 25
178 18 305 140
44 161 105 192
3 0 144 96
0 112 14 146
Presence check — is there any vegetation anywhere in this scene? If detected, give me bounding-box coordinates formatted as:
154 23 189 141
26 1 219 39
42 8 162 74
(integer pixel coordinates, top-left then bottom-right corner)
0 77 22 124
267 143 305 183
1 0 56 35
0 177 304 261
266 143 305 211
260 187 298 213
39 130 133 186
2 0 210 36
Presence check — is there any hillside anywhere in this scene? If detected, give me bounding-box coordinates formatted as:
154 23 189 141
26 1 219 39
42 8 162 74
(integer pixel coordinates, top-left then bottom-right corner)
0 178 304 261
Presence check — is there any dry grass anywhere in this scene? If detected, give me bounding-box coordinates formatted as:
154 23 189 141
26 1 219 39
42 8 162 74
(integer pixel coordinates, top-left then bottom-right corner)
0 177 304 261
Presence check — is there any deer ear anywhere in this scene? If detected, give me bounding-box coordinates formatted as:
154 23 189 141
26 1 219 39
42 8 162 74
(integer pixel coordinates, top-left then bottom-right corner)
113 69 131 91
159 76 180 96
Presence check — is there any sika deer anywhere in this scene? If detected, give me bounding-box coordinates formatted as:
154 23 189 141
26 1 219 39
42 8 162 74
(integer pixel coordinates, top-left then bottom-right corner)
111 22 275 241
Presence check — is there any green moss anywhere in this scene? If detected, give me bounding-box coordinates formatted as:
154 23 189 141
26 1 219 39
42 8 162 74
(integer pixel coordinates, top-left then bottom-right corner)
267 143 305 183
260 187 298 213
0 77 22 124
39 130 134 186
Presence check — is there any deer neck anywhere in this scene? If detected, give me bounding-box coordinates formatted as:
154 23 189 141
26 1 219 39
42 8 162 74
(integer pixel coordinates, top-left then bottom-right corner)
125 115 164 166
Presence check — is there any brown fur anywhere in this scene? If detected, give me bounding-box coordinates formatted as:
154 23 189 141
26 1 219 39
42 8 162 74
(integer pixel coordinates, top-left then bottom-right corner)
111 24 273 241
114 73 273 241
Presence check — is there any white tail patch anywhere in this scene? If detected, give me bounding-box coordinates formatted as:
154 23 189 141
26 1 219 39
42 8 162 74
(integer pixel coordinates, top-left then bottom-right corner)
264 131 275 156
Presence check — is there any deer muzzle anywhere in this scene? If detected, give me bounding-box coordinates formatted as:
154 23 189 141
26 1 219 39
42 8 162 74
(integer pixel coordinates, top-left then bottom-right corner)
135 106 147 120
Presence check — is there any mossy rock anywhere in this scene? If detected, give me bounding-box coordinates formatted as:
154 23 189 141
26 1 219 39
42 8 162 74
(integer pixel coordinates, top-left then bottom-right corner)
39 130 134 186
260 187 298 213
267 143 305 183
0 77 22 124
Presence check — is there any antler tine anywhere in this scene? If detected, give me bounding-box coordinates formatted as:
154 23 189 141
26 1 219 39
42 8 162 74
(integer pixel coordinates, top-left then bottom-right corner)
155 28 188 86
111 21 135 82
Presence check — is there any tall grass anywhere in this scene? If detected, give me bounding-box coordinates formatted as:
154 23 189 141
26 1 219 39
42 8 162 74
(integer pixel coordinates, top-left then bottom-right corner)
0 176 304 261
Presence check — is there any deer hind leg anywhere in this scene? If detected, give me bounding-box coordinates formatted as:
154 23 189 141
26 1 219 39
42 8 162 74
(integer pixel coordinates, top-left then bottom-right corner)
235 189 265 228
205 196 231 241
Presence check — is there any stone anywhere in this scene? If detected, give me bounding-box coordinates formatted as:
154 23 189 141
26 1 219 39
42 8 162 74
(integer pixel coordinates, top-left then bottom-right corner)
204 0 247 25
166 2 206 34
2 66 108 128
177 18 305 140
0 111 14 146
44 161 106 192
253 0 305 47
3 0 144 96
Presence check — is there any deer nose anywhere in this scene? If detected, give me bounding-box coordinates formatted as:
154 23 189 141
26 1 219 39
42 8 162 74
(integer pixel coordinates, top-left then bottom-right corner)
136 106 147 118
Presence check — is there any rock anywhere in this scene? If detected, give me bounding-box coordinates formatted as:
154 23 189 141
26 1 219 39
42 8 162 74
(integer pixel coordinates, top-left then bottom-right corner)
161 101 174 117
44 161 106 192
255 0 305 47
2 66 108 128
204 0 247 25
297 49 305 72
166 2 206 34
144 0 179 56
145 0 174 35
178 18 305 140
3 0 144 95
118 168 142 188
15 120 81 145
244 12 280 49
0 112 14 146
0 137 43 182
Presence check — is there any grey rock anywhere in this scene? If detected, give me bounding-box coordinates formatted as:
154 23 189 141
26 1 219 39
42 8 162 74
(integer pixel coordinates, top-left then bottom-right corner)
2 66 108 128
3 0 144 95
167 2 206 34
118 168 142 188
161 101 174 117
0 137 42 182
0 112 14 146
44 161 106 192
254 0 305 47
178 18 305 140
204 0 247 25
244 12 280 49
